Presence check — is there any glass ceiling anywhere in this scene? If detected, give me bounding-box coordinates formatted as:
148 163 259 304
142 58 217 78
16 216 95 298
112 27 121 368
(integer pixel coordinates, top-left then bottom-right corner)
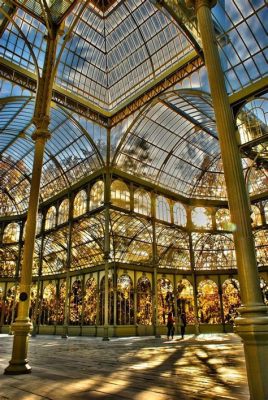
0 0 267 214
0 0 266 111
0 93 104 215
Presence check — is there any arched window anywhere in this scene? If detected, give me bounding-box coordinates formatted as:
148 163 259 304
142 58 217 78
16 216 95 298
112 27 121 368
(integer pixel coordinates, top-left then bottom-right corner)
117 274 134 325
3 222 20 243
173 202 187 226
222 279 241 323
83 277 97 325
111 180 130 210
215 208 231 230
99 275 114 325
157 278 174 325
134 189 151 216
89 181 104 210
41 283 57 325
73 190 87 217
192 207 212 229
69 280 83 325
197 280 221 324
177 279 195 324
251 205 262 227
45 206 56 230
137 275 152 325
58 199 69 225
156 196 171 222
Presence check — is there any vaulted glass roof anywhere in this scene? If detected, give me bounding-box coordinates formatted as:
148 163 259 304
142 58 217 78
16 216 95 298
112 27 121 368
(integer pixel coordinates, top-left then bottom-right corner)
0 0 267 215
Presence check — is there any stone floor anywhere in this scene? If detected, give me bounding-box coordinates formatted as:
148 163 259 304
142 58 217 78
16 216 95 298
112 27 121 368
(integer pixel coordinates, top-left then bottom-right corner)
0 333 250 400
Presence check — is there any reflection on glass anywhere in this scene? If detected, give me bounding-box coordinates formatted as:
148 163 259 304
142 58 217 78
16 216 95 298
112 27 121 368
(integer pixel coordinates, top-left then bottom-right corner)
177 279 195 324
192 207 212 229
3 223 20 243
58 199 69 225
173 202 187 226
156 196 171 222
99 275 113 325
157 278 174 325
137 275 152 325
45 206 56 230
117 274 134 325
111 180 130 210
215 208 232 230
69 280 83 325
134 189 151 216
84 277 97 325
197 280 221 324
222 279 241 324
251 205 262 227
41 283 57 325
73 190 87 217
89 181 104 210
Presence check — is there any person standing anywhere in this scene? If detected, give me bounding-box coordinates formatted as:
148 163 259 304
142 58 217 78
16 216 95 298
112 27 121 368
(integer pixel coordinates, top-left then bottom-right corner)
180 311 187 339
166 311 175 340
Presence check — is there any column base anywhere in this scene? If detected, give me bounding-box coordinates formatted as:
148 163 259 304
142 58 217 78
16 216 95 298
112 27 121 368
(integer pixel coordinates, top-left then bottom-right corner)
4 319 32 375
234 304 268 400
5 362 32 375
102 326 109 341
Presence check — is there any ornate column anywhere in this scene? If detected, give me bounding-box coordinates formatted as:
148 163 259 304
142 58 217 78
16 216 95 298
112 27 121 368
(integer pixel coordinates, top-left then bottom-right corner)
186 1 268 398
5 26 59 374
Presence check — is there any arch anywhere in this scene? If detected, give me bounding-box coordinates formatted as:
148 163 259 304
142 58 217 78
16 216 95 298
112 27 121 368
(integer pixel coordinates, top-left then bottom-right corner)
117 274 134 325
45 206 57 230
222 279 241 323
134 189 151 216
197 279 221 324
111 180 130 210
89 180 104 210
156 196 171 223
157 278 174 326
58 199 69 225
137 275 152 325
73 190 87 217
177 279 195 324
191 207 212 229
83 277 97 325
173 202 187 227
3 222 20 243
215 208 231 230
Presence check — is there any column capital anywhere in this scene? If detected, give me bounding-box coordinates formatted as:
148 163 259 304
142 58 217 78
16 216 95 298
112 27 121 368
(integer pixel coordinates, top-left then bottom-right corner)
32 116 51 141
186 0 217 12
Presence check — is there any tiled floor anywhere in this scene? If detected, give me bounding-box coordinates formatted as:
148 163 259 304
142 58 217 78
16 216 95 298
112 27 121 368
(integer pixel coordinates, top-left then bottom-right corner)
0 333 250 400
